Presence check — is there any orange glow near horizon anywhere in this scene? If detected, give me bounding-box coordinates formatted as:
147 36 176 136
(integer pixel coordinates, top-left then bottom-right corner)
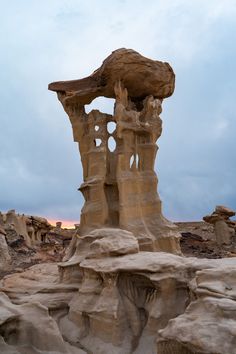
48 219 80 229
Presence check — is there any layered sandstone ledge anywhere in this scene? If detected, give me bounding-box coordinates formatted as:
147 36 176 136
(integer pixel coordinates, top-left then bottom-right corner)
0 250 235 354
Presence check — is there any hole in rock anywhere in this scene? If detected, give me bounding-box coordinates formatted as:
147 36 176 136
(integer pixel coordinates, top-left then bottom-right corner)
130 155 135 168
108 136 116 152
136 154 139 168
85 97 115 114
95 125 99 131
95 139 102 147
107 121 116 134
130 154 139 169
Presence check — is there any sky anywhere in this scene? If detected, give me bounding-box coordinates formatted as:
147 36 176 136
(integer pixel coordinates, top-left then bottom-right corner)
1 0 236 225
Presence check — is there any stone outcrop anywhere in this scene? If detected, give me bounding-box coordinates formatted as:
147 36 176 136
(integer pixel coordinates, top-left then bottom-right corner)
203 205 236 245
49 48 175 104
49 48 180 254
0 226 11 270
1 209 52 247
1 254 236 354
0 264 85 354
0 211 74 277
158 264 236 354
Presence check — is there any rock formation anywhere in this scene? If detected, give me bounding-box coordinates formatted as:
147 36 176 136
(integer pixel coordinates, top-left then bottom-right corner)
49 48 180 254
0 211 74 278
0 49 235 354
1 253 236 354
0 225 11 270
49 48 175 104
203 205 236 246
2 209 52 247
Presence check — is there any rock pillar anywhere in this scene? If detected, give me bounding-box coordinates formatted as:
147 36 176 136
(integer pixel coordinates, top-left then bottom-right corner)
49 48 181 253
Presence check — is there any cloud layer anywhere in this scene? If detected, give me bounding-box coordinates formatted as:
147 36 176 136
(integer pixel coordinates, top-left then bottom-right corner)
1 0 236 222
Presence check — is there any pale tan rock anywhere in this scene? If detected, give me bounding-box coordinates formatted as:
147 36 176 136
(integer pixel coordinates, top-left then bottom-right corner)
0 212 4 227
48 48 175 104
0 48 224 354
65 253 236 354
2 210 52 247
1 252 236 354
0 264 83 353
215 219 233 245
56 221 62 229
49 49 181 254
0 229 11 270
203 205 236 246
158 266 236 354
87 228 139 258
0 263 79 309
63 233 79 262
5 210 31 246
0 291 85 354
215 205 235 217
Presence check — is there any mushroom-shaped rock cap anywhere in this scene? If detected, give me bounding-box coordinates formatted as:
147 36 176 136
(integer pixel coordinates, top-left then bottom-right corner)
48 48 175 104
203 213 223 224
215 205 235 217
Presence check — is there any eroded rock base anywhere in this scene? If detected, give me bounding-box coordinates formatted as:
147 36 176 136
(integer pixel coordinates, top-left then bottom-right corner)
0 250 235 354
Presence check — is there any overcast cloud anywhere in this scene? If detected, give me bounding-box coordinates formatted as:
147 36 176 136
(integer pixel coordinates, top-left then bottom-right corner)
0 0 236 223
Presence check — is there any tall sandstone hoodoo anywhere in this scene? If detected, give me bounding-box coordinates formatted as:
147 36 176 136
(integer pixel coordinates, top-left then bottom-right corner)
49 48 181 254
0 49 235 354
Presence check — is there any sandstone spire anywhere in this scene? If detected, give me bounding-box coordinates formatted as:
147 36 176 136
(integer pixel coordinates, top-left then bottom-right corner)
49 48 180 253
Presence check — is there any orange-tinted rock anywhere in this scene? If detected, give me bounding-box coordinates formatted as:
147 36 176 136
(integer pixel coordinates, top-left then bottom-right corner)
48 48 175 104
50 59 180 253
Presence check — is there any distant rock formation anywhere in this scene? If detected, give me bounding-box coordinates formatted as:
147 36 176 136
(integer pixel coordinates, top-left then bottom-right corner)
2 209 52 247
203 205 236 245
0 211 74 277
0 223 11 270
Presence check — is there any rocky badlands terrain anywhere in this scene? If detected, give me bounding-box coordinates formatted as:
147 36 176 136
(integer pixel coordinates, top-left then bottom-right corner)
0 210 74 277
0 49 235 354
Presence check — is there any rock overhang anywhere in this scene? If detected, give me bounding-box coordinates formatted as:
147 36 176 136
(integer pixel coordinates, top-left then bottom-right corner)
48 48 175 104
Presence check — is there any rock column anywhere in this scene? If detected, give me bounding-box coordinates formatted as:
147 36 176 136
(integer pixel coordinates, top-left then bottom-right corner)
49 48 181 253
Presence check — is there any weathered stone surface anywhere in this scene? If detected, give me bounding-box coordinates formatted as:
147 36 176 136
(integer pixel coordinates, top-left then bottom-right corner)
0 264 85 353
0 290 85 354
0 48 229 354
158 266 236 354
49 49 180 253
2 210 52 247
48 48 175 104
87 228 139 258
0 228 11 270
1 253 236 354
203 205 236 246
215 205 235 217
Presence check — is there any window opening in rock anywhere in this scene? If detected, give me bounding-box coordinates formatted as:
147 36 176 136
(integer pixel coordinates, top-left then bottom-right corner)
95 125 99 131
108 136 116 152
107 121 116 134
95 139 102 147
136 154 139 169
85 97 115 114
130 155 135 168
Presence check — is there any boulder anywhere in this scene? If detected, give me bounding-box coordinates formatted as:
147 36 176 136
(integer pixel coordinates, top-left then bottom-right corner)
48 48 175 103
87 228 139 258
